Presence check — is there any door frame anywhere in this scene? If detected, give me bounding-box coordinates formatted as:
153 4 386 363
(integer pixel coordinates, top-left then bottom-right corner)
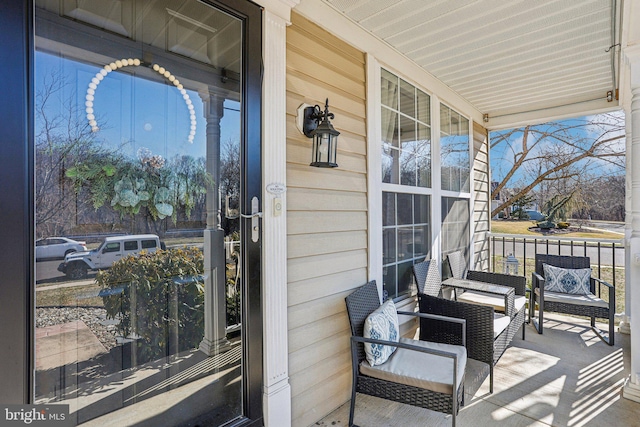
208 0 265 423
0 0 35 405
0 1 264 425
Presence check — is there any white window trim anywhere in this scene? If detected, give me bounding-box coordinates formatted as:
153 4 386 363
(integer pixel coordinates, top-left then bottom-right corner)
367 54 383 285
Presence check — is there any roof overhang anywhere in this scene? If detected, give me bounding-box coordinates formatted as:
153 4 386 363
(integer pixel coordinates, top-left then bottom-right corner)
296 0 628 129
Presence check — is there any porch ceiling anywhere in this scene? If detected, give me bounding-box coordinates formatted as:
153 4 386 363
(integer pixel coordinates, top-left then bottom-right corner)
323 0 618 123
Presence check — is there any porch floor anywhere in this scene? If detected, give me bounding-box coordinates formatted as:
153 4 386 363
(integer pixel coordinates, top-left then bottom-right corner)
318 313 638 427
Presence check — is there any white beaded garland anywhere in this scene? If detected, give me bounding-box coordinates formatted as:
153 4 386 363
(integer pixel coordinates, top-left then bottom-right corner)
86 58 196 143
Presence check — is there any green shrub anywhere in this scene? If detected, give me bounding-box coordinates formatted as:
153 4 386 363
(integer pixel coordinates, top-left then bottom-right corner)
97 247 204 362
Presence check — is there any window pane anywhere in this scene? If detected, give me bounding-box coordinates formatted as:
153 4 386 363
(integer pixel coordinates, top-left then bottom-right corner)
442 197 470 260
34 2 245 424
124 241 138 251
416 124 431 156
104 243 120 253
397 226 413 261
399 115 417 150
414 194 429 224
383 265 397 300
416 89 430 124
397 193 412 225
382 192 396 226
397 261 413 295
460 117 470 192
399 79 415 117
400 149 416 186
413 225 429 258
383 228 396 264
381 69 398 109
382 146 399 184
451 110 460 135
381 108 399 148
440 104 469 192
416 124 431 188
440 105 450 134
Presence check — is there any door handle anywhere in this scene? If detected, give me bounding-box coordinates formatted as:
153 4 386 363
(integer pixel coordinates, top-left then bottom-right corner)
240 196 262 242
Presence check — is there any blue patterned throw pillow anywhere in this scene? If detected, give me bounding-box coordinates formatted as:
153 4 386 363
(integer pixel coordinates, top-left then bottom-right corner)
363 299 399 366
543 263 591 295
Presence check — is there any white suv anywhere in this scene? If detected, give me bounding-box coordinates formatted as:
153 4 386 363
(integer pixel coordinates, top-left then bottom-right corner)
58 234 163 280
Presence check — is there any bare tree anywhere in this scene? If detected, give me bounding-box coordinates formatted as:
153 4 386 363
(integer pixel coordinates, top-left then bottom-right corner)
35 71 97 237
491 113 625 218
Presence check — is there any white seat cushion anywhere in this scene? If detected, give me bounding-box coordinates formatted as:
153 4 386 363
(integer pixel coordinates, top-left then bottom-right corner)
493 314 511 338
458 291 527 314
514 295 527 312
535 289 609 308
359 337 467 394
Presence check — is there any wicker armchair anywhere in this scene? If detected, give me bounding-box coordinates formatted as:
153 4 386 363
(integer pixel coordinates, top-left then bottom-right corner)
530 254 615 345
345 280 467 427
414 259 527 393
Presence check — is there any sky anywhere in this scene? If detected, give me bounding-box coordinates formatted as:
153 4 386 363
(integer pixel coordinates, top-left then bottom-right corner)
35 51 241 162
489 111 626 190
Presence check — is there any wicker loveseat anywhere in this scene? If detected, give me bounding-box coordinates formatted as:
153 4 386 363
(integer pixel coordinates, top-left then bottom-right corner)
345 280 467 427
530 254 615 345
413 258 527 393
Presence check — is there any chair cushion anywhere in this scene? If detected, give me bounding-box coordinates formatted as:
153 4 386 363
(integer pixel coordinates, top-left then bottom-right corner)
360 337 467 394
543 263 591 294
535 289 609 308
458 292 527 314
493 313 511 338
363 299 399 366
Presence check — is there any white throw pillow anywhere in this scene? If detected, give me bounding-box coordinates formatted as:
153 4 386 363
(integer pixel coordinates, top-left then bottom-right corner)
363 299 399 366
543 263 591 295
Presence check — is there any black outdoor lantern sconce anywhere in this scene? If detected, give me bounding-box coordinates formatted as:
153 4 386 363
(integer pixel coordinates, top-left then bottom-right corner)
302 98 339 168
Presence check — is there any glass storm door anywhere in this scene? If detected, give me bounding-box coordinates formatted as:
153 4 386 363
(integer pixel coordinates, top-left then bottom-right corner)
33 0 262 425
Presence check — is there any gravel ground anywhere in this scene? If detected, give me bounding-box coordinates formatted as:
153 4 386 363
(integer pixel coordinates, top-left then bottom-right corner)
36 307 118 351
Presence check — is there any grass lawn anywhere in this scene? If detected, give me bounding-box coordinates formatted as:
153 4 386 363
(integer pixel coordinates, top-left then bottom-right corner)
491 220 623 239
36 283 103 307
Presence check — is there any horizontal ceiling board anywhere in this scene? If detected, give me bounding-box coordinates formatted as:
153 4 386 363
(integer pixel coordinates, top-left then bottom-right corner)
323 0 616 119
334 0 400 22
440 45 610 85
475 79 610 109
416 13 610 69
465 71 613 104
404 8 609 66
363 0 476 37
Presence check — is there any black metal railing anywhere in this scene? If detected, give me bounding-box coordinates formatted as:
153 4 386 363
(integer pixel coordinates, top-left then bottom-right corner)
489 233 624 287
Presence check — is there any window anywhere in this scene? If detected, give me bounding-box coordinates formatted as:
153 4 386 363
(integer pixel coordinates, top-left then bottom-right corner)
442 197 470 274
124 241 138 251
141 239 157 249
380 69 433 300
102 242 120 253
440 104 470 192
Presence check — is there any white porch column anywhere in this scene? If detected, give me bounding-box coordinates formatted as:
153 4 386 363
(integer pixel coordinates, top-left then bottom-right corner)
199 93 230 356
623 44 640 402
620 113 633 335
258 1 298 425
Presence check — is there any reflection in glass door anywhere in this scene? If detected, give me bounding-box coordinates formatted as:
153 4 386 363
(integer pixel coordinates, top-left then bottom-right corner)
34 1 256 425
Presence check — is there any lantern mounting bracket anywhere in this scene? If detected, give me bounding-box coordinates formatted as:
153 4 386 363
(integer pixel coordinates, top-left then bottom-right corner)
302 99 333 137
